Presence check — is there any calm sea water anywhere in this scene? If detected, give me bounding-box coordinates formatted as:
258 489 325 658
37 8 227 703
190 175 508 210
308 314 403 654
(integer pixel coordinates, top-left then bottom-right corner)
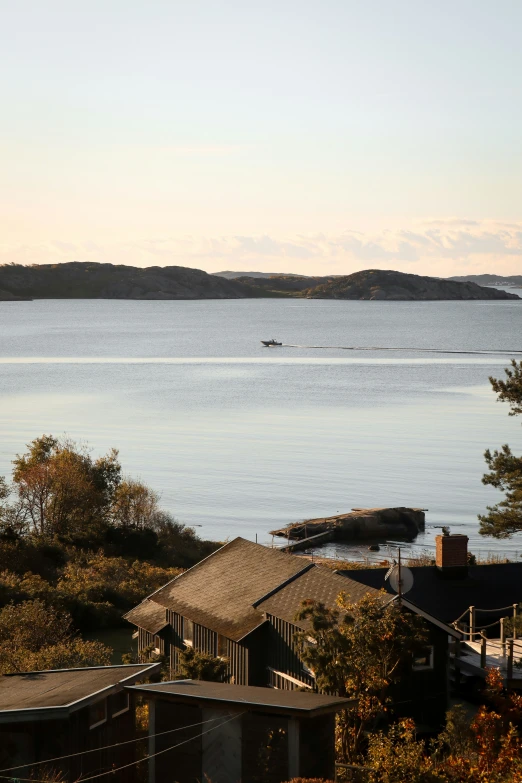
0 297 521 562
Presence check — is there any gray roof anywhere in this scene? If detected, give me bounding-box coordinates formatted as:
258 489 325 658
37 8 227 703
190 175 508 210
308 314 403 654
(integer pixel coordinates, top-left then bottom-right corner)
128 679 352 716
149 538 310 641
0 664 160 721
124 599 168 634
257 564 383 627
344 563 522 626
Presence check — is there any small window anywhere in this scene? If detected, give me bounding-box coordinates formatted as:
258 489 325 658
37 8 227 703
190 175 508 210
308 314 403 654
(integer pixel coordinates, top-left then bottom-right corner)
413 646 434 671
218 634 228 658
111 691 130 718
89 699 107 729
183 618 194 647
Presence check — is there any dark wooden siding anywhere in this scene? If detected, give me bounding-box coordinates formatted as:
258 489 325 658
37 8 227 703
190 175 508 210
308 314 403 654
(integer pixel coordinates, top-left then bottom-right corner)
138 628 166 657
226 637 249 685
162 611 250 684
241 712 289 783
194 623 218 655
0 695 137 783
299 714 336 779
167 609 184 673
154 700 202 783
265 615 315 690
243 624 270 686
391 623 449 729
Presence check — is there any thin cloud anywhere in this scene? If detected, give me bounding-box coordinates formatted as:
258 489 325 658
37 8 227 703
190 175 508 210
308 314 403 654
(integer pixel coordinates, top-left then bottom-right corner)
2 219 522 277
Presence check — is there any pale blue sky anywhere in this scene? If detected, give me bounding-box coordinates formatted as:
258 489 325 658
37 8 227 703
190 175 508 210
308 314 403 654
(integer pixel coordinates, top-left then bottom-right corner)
1 0 521 275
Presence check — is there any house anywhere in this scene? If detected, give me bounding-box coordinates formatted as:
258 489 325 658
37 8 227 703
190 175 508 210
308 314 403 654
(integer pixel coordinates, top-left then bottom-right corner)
126 678 353 783
125 537 312 687
254 557 456 728
0 662 161 782
125 537 459 728
344 534 522 631
346 533 522 692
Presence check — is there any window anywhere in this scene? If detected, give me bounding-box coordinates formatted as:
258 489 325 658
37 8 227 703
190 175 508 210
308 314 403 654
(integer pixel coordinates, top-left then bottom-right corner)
218 634 228 658
111 691 130 718
183 618 194 647
413 646 434 671
89 699 107 729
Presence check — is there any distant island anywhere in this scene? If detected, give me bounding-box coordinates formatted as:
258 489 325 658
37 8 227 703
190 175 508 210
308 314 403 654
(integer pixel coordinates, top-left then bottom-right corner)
0 262 253 300
449 274 522 288
235 269 520 301
0 262 519 301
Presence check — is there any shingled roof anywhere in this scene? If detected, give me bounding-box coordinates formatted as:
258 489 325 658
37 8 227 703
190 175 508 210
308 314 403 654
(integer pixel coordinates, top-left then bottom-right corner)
124 599 168 635
148 538 311 641
344 563 522 626
256 564 383 627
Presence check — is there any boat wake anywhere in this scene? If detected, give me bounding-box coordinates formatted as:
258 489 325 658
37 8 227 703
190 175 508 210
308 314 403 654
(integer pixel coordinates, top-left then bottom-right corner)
279 345 522 355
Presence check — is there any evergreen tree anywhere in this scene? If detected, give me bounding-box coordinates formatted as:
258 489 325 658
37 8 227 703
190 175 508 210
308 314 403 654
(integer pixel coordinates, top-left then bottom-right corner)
479 360 522 538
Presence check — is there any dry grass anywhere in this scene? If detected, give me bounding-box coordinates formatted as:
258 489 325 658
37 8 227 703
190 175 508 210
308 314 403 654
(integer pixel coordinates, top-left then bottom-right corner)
301 550 516 571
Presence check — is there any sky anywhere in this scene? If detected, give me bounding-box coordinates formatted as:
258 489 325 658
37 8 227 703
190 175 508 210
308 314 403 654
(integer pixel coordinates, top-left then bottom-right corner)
1 0 522 277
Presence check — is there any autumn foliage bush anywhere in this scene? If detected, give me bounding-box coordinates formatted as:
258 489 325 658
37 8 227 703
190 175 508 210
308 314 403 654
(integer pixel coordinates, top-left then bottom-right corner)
366 670 522 782
0 599 111 674
0 435 220 670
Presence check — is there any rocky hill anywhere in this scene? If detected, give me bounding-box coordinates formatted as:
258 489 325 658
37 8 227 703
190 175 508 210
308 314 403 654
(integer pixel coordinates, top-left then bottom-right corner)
0 262 254 300
213 270 306 279
1 263 519 301
235 274 337 293
305 269 520 301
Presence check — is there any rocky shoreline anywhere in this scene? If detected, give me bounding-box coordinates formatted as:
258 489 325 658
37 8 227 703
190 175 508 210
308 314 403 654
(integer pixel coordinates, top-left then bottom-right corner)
271 507 426 545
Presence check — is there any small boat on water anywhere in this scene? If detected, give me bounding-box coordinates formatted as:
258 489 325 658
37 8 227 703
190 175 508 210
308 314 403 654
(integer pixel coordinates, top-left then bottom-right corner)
261 338 282 347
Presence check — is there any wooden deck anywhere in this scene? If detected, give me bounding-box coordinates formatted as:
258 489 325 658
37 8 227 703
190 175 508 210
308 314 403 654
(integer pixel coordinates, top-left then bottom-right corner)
457 639 522 681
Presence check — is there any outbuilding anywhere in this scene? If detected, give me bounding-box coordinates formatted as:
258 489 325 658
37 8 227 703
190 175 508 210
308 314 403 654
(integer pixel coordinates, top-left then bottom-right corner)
127 678 352 783
0 663 161 782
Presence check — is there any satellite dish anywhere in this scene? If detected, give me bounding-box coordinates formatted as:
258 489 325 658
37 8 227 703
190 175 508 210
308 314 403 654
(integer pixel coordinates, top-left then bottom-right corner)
387 565 414 595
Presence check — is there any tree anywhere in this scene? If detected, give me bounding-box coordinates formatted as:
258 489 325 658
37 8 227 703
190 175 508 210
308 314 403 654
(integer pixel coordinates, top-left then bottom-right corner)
366 719 433 783
0 599 111 674
295 593 428 762
479 360 522 538
111 479 161 529
176 646 229 682
11 436 121 538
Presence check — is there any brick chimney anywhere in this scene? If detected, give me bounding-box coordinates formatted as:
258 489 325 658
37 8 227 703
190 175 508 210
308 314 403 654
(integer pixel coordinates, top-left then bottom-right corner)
435 533 468 577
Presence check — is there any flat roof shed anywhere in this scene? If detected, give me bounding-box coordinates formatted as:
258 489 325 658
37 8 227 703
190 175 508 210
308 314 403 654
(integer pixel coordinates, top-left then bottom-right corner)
0 663 161 722
0 663 161 783
128 679 352 783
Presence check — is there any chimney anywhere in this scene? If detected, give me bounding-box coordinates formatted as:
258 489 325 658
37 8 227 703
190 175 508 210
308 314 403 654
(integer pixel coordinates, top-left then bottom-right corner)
435 533 468 578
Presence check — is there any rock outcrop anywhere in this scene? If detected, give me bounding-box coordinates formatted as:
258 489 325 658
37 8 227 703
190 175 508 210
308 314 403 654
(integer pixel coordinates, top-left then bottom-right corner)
271 507 426 542
306 269 520 301
0 262 254 300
